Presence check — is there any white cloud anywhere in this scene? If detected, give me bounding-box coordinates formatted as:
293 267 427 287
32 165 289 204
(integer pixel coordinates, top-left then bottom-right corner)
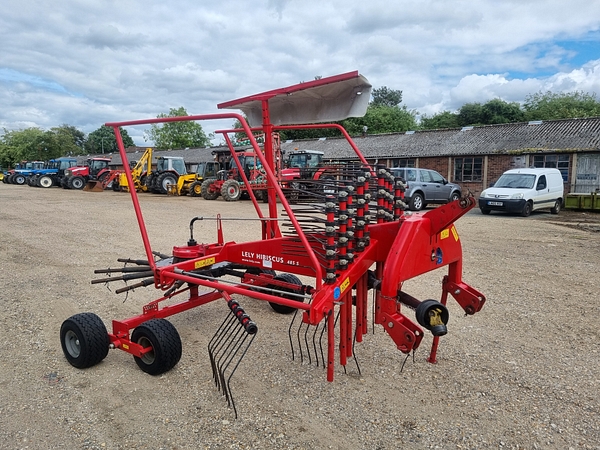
0 0 599 145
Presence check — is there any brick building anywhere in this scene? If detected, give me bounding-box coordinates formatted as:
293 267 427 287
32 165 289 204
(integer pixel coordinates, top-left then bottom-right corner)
100 117 600 196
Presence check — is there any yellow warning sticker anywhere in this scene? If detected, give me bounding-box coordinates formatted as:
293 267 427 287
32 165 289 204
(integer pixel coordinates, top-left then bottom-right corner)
340 277 351 294
440 229 450 240
451 225 459 241
195 256 216 269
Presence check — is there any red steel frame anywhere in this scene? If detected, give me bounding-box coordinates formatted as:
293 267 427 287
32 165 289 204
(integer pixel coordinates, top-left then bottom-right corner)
104 72 485 381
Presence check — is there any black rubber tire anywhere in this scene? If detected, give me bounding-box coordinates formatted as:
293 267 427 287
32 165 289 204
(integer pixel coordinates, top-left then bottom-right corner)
131 319 182 376
550 199 561 215
221 179 241 201
409 192 425 211
201 178 219 200
69 176 85 190
480 208 491 215
521 201 532 217
259 190 269 203
189 181 203 197
60 313 110 369
14 174 26 185
450 192 461 203
156 173 178 194
268 273 304 314
61 176 71 188
39 175 53 188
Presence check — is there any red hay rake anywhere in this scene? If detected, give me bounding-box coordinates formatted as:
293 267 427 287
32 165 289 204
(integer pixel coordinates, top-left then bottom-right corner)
60 72 485 418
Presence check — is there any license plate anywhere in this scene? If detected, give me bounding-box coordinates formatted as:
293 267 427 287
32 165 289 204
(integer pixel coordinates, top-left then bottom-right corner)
487 201 503 206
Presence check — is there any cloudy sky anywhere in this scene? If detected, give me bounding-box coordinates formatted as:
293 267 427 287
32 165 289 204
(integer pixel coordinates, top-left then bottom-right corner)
1 0 600 146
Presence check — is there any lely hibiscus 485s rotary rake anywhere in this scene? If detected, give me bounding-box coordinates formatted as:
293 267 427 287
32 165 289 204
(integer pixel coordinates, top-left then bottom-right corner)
60 72 485 417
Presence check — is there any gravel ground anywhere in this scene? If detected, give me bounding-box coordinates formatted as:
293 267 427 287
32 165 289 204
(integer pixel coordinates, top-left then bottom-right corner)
0 184 599 450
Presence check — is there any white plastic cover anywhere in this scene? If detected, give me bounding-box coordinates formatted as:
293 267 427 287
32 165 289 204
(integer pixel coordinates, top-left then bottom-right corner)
219 73 372 127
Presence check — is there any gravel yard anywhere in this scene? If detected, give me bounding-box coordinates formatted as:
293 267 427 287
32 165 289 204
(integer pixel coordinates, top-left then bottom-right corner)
0 184 599 450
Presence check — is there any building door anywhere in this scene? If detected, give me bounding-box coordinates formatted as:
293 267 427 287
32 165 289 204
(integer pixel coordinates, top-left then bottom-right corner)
574 154 600 193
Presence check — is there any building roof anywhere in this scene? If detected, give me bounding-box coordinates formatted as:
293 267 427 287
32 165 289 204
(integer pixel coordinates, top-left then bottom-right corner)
281 116 600 160
84 116 600 167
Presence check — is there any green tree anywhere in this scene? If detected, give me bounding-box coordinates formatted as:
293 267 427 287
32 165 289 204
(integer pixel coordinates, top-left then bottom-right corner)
0 128 63 166
343 105 417 135
481 99 525 124
420 111 461 130
457 102 485 126
85 125 135 154
523 91 600 120
51 124 86 155
371 87 403 107
144 107 212 149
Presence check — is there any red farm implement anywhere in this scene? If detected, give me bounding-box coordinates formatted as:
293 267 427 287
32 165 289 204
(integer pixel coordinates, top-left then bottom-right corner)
60 71 485 418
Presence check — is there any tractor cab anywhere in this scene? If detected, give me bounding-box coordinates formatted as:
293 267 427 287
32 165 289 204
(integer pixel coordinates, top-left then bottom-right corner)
156 156 187 176
281 149 325 183
87 158 111 177
229 152 264 181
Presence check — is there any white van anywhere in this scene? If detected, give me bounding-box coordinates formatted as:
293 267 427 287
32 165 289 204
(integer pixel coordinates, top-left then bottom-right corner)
478 168 564 216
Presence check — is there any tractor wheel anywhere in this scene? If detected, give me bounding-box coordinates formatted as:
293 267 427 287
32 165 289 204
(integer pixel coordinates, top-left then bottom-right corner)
201 178 219 200
157 173 178 194
60 313 110 369
61 176 71 188
189 181 203 197
257 190 269 203
131 319 182 376
39 175 53 188
145 174 157 192
27 176 36 186
409 192 425 211
221 179 241 201
69 176 85 190
287 181 301 204
268 273 304 314
14 174 26 185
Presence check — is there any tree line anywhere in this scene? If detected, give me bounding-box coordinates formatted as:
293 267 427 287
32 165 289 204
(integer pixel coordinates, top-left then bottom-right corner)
2 90 600 169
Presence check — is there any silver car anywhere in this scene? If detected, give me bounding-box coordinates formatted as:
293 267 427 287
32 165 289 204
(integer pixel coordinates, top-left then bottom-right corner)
390 167 462 211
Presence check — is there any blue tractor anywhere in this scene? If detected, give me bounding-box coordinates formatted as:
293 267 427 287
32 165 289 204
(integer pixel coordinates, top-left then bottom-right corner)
27 157 78 188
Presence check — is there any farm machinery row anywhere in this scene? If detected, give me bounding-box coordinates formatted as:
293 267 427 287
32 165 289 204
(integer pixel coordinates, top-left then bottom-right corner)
60 72 486 418
1 156 123 190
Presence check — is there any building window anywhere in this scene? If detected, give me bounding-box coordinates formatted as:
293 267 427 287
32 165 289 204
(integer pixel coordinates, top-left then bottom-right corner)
390 158 415 168
454 157 483 182
532 154 569 181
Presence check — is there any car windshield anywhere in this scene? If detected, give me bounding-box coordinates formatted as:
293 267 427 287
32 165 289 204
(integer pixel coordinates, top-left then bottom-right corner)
494 173 536 189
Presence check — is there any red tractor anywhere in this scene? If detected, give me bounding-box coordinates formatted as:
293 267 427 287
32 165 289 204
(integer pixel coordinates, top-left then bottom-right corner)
60 72 485 418
280 149 343 201
62 157 112 189
200 147 271 202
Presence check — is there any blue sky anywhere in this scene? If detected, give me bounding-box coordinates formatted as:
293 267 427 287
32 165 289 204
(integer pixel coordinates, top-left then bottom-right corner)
1 0 599 146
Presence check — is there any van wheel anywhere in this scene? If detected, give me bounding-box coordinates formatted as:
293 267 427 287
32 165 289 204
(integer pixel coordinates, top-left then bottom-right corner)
521 201 532 217
480 208 491 215
550 199 561 215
